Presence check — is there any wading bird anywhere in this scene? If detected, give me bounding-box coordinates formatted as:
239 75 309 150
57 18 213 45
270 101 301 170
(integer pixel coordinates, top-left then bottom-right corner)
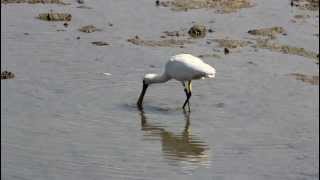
137 54 216 111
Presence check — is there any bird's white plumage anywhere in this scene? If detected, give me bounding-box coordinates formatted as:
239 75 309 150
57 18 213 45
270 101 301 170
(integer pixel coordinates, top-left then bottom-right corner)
165 54 216 81
143 54 216 84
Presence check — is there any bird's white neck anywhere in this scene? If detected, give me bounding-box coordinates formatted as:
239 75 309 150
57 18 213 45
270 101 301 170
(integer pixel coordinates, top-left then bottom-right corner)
145 73 170 84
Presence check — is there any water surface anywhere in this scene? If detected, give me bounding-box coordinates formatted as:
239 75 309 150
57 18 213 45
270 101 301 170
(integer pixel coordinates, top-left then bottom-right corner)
1 0 319 179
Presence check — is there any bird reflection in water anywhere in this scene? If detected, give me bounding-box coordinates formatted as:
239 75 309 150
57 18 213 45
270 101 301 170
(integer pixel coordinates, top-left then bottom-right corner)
138 109 210 168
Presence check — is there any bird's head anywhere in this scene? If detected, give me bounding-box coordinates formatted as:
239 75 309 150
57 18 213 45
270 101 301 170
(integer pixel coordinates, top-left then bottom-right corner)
137 74 154 109
137 73 168 109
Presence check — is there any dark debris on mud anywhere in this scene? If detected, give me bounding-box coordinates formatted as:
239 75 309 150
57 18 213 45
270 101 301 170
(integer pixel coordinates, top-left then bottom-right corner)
291 0 319 11
76 5 93 9
1 71 15 80
91 41 110 46
79 25 102 33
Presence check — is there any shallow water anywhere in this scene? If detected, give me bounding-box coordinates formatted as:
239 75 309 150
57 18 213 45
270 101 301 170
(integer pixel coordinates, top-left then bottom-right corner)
1 0 319 180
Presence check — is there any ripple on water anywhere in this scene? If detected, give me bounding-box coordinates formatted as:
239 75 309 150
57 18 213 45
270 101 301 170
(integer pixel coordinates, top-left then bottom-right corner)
138 108 212 171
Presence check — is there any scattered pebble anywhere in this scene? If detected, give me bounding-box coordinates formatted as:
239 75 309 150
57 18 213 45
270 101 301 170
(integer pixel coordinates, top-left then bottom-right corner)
224 48 230 55
77 0 84 4
79 25 101 33
103 73 112 76
63 22 68 27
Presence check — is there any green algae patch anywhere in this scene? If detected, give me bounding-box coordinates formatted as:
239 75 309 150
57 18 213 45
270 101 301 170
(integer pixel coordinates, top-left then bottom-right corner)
163 30 186 37
255 39 319 63
248 26 287 39
159 0 254 13
289 73 319 85
38 13 72 21
198 53 222 59
213 38 252 49
127 35 193 47
1 0 68 4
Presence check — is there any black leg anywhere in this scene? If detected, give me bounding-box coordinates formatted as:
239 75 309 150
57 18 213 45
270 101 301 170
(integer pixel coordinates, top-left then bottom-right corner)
182 81 192 112
182 91 191 112
187 81 192 111
182 82 188 97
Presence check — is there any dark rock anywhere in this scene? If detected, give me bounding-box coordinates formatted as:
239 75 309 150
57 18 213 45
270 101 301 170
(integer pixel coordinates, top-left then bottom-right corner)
1 71 15 80
224 48 230 55
188 24 206 38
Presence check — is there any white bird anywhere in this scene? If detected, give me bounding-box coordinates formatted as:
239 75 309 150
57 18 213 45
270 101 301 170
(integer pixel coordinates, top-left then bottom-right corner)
137 54 216 111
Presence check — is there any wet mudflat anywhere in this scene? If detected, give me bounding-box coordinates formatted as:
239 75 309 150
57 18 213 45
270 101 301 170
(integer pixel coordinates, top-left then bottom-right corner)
1 0 319 180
